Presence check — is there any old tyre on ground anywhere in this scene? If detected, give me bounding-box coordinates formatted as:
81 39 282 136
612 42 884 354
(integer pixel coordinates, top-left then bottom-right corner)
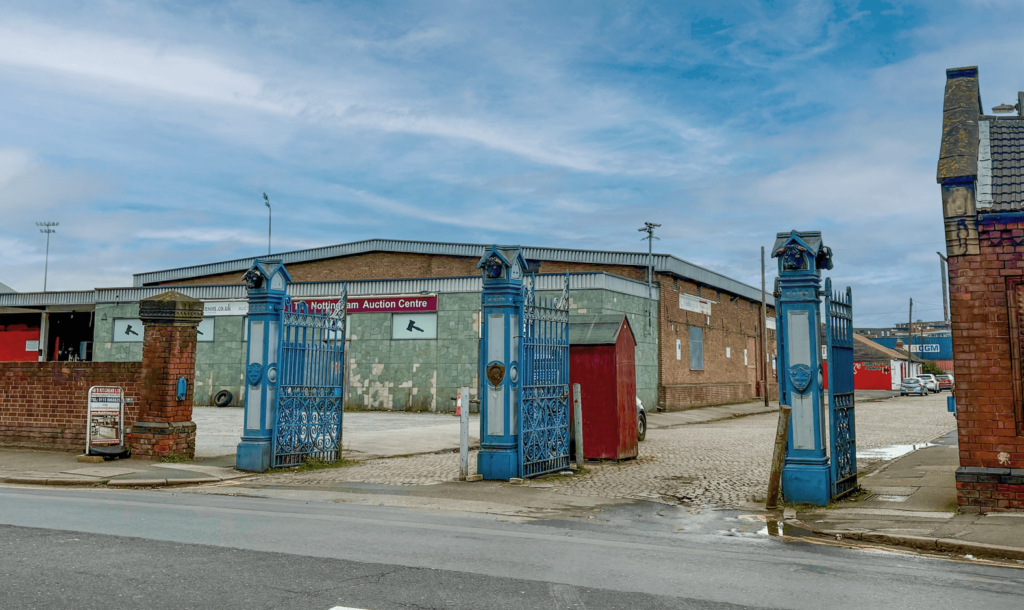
214 389 234 407
637 412 647 442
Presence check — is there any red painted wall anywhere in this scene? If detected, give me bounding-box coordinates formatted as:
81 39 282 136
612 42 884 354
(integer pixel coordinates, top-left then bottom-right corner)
0 324 40 362
823 361 894 391
614 323 638 460
853 362 893 390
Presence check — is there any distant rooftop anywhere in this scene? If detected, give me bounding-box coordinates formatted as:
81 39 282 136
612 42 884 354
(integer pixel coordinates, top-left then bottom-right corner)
133 238 774 306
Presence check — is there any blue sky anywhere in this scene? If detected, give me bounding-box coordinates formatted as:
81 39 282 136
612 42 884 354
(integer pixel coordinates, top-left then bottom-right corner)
1 1 1022 326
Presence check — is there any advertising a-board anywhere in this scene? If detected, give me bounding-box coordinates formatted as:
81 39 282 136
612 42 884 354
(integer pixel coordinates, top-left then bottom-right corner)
87 385 128 457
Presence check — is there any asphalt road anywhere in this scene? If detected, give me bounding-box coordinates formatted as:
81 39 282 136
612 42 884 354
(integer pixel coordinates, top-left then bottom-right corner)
1 486 1022 610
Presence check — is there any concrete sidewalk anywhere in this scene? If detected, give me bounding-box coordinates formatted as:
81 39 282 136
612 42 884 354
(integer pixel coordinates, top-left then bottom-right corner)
647 390 898 430
193 407 480 459
0 410 483 487
790 429 1024 561
0 452 248 487
646 400 778 428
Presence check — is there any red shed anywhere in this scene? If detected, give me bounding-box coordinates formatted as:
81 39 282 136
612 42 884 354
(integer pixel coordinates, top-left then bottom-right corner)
569 314 638 461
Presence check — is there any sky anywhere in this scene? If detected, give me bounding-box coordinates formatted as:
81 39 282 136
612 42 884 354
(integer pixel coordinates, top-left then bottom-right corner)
1 0 1022 327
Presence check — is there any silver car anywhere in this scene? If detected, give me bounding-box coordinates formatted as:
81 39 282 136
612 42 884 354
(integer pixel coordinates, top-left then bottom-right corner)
916 374 939 393
901 378 928 396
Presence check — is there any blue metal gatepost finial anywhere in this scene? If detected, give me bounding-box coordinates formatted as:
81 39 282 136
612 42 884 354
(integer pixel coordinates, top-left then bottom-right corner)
476 245 527 480
236 258 292 472
772 230 832 505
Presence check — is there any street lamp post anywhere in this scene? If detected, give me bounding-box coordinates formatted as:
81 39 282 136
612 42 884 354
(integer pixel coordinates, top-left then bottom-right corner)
36 221 58 292
263 193 272 255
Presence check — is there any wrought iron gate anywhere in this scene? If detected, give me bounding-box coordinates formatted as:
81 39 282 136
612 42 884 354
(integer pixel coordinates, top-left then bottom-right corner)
518 274 571 477
825 278 857 499
272 294 347 467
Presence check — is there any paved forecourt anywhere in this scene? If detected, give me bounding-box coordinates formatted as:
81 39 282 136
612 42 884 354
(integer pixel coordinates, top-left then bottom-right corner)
257 394 956 508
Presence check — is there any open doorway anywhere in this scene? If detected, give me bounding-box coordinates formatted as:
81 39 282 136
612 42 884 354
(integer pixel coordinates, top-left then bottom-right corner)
46 311 94 361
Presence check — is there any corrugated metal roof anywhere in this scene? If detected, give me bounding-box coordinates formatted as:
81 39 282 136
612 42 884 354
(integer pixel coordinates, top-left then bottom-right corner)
0 291 96 307
569 314 631 345
131 238 770 305
2 272 657 308
95 285 247 303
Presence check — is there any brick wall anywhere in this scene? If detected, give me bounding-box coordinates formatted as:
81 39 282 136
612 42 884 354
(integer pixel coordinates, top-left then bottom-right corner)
157 253 652 288
0 362 141 450
949 219 1024 511
657 273 777 410
157 251 776 410
159 253 483 286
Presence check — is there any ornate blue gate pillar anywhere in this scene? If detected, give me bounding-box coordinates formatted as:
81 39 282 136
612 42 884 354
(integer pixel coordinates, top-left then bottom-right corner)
772 231 833 505
236 258 292 473
476 245 527 480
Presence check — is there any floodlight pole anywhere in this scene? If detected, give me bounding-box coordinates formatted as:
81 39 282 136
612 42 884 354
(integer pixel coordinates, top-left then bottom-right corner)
264 193 272 255
36 221 58 292
639 222 661 337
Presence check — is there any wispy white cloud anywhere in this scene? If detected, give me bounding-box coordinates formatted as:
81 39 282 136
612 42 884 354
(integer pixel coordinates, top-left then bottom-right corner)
0 0 1018 328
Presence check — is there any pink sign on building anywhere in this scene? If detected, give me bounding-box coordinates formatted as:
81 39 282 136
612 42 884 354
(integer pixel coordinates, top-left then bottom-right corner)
295 295 438 315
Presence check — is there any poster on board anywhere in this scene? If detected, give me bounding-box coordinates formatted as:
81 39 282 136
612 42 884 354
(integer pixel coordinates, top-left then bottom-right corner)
87 386 126 455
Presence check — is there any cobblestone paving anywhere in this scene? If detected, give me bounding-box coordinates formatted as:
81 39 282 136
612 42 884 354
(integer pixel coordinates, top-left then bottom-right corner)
259 394 956 509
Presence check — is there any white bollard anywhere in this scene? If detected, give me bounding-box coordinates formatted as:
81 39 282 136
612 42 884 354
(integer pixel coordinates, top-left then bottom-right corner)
459 386 470 480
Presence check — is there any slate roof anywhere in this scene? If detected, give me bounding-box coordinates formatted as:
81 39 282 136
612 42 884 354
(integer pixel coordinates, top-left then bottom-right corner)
854 333 908 363
569 314 633 346
820 329 910 363
937 66 1024 211
980 118 1024 210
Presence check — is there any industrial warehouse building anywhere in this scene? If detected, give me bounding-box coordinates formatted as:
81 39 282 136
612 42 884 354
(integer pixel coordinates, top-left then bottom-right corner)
0 239 777 411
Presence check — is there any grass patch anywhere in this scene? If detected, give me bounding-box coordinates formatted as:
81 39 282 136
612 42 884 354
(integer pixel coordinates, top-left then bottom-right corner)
533 466 590 481
159 454 193 464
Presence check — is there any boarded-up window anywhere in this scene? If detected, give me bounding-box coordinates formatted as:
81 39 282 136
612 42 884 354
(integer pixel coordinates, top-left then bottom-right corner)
689 326 704 370
1006 280 1024 434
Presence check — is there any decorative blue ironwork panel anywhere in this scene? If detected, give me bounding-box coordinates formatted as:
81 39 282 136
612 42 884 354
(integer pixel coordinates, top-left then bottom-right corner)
518 274 571 477
825 278 857 499
272 292 347 468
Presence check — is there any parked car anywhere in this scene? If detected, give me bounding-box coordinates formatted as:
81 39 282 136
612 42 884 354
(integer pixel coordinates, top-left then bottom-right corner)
917 374 939 393
636 397 647 442
936 374 954 392
901 377 928 396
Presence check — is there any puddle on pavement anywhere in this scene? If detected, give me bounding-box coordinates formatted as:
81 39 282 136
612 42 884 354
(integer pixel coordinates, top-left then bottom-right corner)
857 442 936 461
591 503 817 543
756 519 813 539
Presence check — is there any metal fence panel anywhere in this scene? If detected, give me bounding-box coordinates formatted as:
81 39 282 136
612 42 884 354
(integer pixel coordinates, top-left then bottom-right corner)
272 294 346 467
826 278 857 500
518 274 571 477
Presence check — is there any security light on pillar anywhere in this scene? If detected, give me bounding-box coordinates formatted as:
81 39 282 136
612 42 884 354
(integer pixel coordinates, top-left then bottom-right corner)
236 258 292 473
476 245 527 480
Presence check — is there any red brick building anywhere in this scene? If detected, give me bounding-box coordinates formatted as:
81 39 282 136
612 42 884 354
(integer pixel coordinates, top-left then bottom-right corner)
938 67 1024 512
136 240 778 410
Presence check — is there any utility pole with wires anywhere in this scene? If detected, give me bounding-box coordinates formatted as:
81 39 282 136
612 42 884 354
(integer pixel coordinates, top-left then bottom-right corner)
264 193 272 255
908 298 914 368
638 222 661 337
761 246 769 407
36 221 58 292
